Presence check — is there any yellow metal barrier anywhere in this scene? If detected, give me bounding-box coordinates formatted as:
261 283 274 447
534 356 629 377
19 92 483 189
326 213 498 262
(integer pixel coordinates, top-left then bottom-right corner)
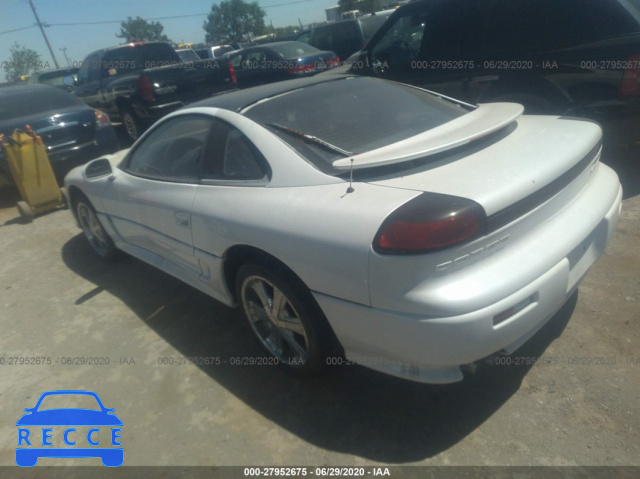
0 126 64 222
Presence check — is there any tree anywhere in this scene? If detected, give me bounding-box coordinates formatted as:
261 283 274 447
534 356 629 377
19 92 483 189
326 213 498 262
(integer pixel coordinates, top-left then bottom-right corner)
359 0 382 14
338 0 358 14
116 16 171 43
203 0 266 44
338 0 381 14
3 43 43 82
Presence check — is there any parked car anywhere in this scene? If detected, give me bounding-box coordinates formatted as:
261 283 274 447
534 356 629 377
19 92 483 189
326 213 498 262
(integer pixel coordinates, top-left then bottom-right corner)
226 42 340 88
194 44 236 60
73 42 237 141
349 0 640 145
296 12 393 62
64 75 622 384
0 84 118 185
175 48 201 63
27 67 79 92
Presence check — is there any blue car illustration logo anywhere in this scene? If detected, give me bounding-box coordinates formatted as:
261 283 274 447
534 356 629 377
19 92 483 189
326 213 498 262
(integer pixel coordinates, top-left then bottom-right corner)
16 390 123 467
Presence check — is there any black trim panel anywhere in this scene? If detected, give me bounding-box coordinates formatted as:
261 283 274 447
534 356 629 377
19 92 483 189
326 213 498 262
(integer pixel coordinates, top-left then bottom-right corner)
487 141 602 233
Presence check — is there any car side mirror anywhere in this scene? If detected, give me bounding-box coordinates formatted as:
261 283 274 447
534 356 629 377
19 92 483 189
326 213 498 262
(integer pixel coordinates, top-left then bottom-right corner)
85 158 114 179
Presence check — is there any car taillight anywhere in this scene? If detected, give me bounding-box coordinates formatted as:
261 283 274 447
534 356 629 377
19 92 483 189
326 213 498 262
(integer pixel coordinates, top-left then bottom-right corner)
373 192 487 254
620 53 640 96
228 61 237 86
94 110 111 129
327 57 341 67
138 76 154 101
288 63 314 75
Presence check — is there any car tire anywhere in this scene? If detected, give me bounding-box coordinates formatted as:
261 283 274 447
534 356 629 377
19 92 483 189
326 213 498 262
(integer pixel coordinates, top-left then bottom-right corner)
120 106 142 142
16 200 34 223
76 194 121 261
236 261 336 375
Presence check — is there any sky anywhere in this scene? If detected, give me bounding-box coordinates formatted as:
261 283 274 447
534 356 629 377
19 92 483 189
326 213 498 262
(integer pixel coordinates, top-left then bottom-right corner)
0 0 339 80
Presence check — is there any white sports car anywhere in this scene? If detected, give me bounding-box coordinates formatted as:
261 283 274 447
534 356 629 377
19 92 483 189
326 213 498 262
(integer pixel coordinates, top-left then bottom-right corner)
64 75 622 384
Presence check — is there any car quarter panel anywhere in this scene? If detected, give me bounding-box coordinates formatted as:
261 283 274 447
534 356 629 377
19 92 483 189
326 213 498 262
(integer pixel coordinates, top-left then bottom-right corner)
190 182 420 306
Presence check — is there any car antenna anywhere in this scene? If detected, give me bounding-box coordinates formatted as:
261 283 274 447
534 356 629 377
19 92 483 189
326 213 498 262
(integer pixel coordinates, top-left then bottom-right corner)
346 158 355 194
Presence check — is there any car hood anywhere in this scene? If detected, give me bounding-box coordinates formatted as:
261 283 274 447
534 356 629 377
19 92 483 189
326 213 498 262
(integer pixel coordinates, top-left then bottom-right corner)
365 114 602 216
16 409 123 426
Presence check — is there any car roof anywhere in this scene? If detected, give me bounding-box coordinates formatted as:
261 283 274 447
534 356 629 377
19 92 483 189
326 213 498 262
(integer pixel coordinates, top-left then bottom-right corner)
85 41 172 57
191 73 353 112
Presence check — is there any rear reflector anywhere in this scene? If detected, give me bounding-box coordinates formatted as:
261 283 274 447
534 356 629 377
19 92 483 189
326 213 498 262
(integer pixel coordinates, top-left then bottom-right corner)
373 192 487 254
493 296 535 326
94 109 111 128
228 61 237 86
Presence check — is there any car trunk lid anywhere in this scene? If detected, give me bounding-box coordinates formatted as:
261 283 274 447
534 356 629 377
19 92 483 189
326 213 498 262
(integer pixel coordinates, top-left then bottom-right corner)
365 114 602 217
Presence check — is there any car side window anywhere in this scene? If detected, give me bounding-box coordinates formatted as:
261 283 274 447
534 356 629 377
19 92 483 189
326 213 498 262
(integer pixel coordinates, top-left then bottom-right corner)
243 51 267 68
370 12 430 68
125 115 213 181
229 53 242 69
296 31 312 44
77 53 102 84
203 120 268 181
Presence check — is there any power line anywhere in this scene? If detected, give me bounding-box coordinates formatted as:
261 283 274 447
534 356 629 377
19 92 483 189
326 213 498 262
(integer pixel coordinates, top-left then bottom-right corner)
0 25 38 35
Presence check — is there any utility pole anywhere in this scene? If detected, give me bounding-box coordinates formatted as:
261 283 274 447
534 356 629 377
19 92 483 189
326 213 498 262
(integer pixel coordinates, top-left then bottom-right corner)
28 0 60 69
59 47 70 67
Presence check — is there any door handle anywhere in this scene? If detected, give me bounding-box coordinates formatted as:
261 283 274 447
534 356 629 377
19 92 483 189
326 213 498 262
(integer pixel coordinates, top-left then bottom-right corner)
174 211 191 228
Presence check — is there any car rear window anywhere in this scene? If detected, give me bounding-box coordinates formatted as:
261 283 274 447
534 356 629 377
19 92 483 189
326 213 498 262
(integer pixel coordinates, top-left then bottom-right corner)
270 42 321 58
0 87 82 120
242 77 469 173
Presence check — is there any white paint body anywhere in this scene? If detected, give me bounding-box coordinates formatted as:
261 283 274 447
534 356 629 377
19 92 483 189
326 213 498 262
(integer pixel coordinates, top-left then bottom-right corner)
65 96 622 384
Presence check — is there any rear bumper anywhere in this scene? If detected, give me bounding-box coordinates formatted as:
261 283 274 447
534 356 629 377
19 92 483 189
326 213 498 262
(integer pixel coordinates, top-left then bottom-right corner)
315 165 622 384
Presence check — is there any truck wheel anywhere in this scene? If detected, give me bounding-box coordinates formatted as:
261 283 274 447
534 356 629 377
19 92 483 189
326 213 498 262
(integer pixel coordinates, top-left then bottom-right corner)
120 106 141 141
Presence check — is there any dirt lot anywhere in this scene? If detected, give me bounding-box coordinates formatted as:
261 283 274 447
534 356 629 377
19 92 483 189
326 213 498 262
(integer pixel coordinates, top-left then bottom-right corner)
0 143 638 473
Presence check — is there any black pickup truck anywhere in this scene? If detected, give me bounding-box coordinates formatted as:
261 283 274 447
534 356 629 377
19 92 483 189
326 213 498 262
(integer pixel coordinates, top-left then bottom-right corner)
74 42 237 140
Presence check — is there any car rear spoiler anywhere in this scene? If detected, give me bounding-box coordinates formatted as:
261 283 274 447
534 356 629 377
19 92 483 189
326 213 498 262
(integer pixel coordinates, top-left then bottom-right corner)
332 103 524 170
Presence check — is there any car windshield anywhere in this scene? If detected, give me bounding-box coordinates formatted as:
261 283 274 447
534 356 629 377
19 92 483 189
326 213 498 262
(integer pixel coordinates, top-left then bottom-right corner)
0 87 82 120
269 42 321 58
243 77 468 173
36 394 101 411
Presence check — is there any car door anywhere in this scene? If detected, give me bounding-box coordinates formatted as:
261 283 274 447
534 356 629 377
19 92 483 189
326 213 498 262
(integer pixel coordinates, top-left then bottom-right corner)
190 118 271 303
105 114 215 278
